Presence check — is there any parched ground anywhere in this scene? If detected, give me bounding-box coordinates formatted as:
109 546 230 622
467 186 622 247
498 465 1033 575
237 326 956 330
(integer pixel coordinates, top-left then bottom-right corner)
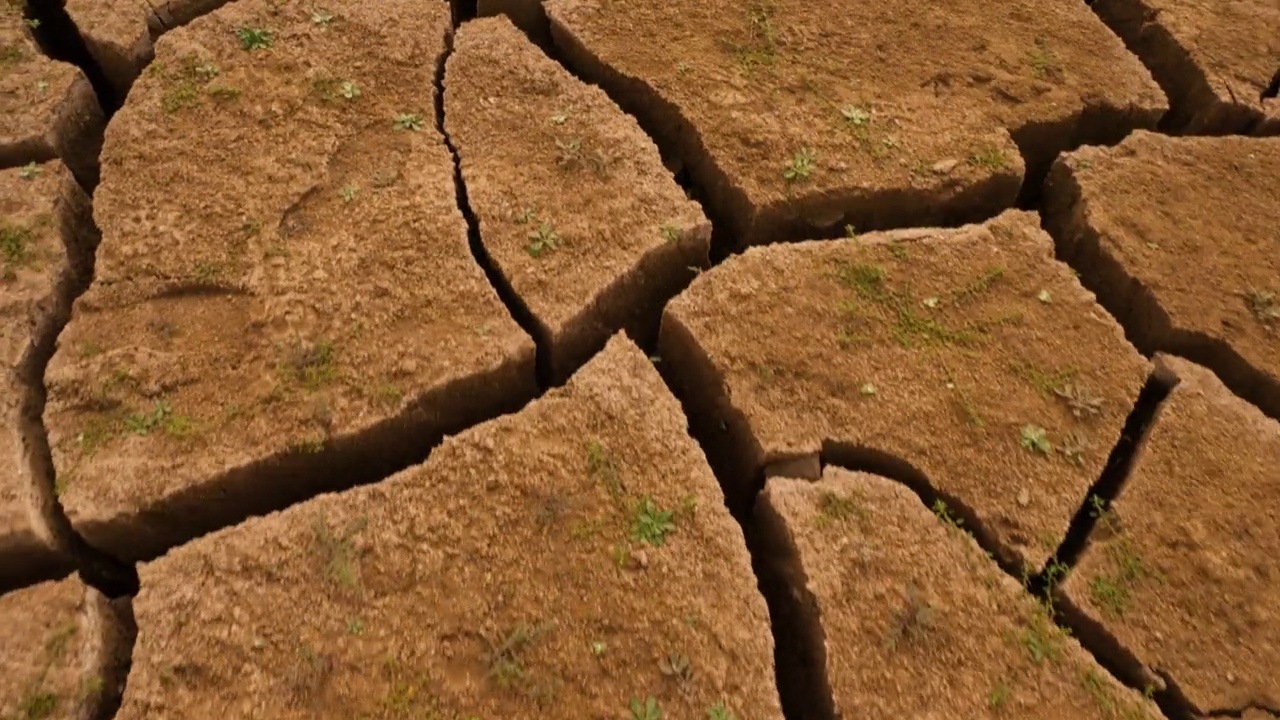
63 0 158 98
660 210 1150 569
756 467 1164 720
1 161 97 590
1091 0 1279 134
545 0 1166 246
43 0 537 564
0 2 104 189
1061 355 1280 716
1043 131 1280 419
0 577 132 720
115 335 782 720
446 16 710 383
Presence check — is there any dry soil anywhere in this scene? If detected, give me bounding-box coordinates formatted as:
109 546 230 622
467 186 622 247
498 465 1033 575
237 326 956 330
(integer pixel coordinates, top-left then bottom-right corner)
1043 131 1280 420
63 0 158 99
446 15 710 383
0 3 104 189
1091 0 1280 134
114 334 782 720
1061 354 1280 715
545 0 1166 247
0 576 133 720
42 0 536 564
756 467 1165 719
660 210 1150 570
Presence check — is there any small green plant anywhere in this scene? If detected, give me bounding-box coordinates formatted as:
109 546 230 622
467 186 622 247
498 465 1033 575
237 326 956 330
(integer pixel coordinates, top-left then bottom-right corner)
1054 382 1103 418
1086 497 1159 617
1022 605 1066 664
1019 424 1051 455
284 339 337 389
338 80 360 99
1 223 34 271
527 223 560 258
970 146 1012 171
631 497 676 546
587 439 624 501
19 162 40 180
885 582 935 650
783 147 816 183
555 136 610 174
314 514 367 588
393 113 423 131
835 261 886 298
12 691 58 719
989 680 1011 709
1245 287 1280 325
932 499 964 532
1028 37 1059 79
708 701 737 720
338 184 358 202
25 18 41 29
658 652 693 683
235 26 272 50
310 9 334 25
630 696 662 720
482 622 551 690
125 400 191 436
660 224 681 243
841 105 871 127
815 490 866 526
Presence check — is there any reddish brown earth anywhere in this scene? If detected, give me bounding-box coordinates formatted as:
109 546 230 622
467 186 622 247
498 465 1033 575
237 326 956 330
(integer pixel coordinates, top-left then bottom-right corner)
63 0 158 98
756 467 1164 719
114 335 781 720
0 3 105 189
477 0 551 46
1043 131 1280 420
1061 355 1280 716
0 577 133 720
446 16 710 383
1091 0 1280 134
544 0 1166 248
660 210 1150 570
1 161 97 590
42 0 536 564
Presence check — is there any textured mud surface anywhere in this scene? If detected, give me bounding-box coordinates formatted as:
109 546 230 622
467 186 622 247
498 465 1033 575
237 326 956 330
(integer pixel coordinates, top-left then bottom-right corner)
757 468 1164 719
1062 355 1280 716
0 577 133 720
1091 0 1280 134
1044 131 1280 419
115 336 781 720
446 16 709 383
546 0 1165 246
661 211 1148 569
43 0 536 563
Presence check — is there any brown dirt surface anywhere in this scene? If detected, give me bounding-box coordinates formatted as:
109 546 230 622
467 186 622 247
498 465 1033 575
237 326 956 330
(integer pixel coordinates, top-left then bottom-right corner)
446 16 710 383
756 467 1164 719
660 210 1150 570
1091 0 1280 134
43 0 537 563
64 0 158 98
1 160 95 590
0 3 104 189
115 334 782 720
1061 354 1280 715
544 0 1166 248
1043 131 1280 420
0 577 133 720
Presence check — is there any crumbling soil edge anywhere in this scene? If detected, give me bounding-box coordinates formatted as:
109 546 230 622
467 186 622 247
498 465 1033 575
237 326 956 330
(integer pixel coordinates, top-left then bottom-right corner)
1089 0 1273 135
1041 160 1280 422
22 0 119 114
6 171 135 597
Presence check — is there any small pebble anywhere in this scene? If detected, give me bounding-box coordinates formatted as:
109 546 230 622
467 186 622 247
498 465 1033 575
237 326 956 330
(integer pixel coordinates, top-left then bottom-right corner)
1017 489 1031 507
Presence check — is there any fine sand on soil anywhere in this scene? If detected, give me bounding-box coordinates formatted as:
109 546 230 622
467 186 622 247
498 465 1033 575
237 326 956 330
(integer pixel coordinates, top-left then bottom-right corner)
661 210 1149 569
756 467 1164 719
43 0 536 563
114 335 782 720
1043 131 1280 420
446 16 709 383
1062 355 1280 715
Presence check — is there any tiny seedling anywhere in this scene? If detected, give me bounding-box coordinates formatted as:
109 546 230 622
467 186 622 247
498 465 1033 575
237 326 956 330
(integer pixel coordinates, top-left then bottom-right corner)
1028 37 1059 79
859 382 877 397
815 490 866 527
1 224 34 269
19 162 40 180
1022 605 1066 664
1019 424 1052 455
660 225 681 244
125 400 191 436
1245 288 1280 325
1059 431 1092 466
989 680 1011 709
708 701 737 720
527 223 560 258
338 80 360 99
783 147 816 183
590 641 607 656
885 582 935 650
339 185 358 202
630 497 676 547
482 622 552 690
25 18 41 29
932 499 964 532
393 113 423 131
969 146 1011 171
549 110 568 124
313 514 367 588
311 9 334 25
285 339 337 389
236 27 272 50
1054 382 1102 418
841 105 871 127
630 696 662 720
658 652 693 683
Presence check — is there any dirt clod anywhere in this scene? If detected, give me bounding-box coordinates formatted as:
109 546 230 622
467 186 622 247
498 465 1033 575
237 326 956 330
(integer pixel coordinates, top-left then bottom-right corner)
1062 355 1280 715
114 335 782 720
